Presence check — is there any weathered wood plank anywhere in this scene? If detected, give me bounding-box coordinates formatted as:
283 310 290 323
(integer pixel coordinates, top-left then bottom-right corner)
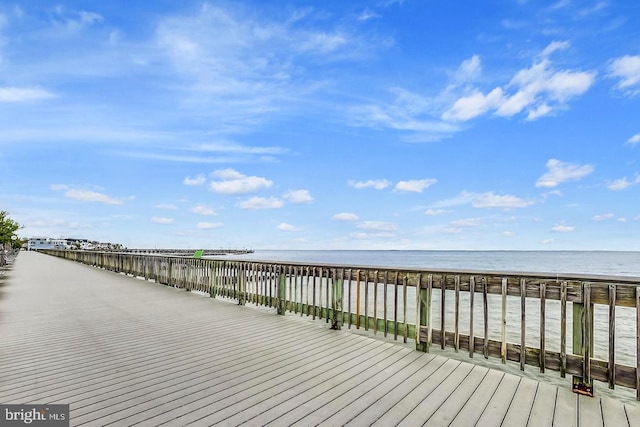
577 394 604 427
475 373 522 427
449 368 503 427
600 396 630 427
553 387 577 427
528 381 557 427
421 365 489 426
500 377 538 426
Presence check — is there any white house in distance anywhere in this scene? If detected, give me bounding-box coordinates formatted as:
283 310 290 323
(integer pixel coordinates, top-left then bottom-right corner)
27 237 69 250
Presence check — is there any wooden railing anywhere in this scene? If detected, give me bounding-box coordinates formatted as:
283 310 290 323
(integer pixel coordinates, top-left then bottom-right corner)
40 250 640 400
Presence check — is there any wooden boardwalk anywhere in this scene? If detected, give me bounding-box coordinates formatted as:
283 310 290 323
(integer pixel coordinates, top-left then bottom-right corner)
1 252 639 426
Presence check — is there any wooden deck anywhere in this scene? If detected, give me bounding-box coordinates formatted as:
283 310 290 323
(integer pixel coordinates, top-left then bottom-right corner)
1 252 639 426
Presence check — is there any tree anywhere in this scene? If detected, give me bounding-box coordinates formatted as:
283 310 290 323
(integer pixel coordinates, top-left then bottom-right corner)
0 211 22 247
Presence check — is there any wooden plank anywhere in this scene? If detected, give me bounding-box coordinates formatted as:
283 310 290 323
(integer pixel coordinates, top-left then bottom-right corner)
422 365 489 426
356 269 360 328
455 275 460 352
577 395 603 427
428 274 433 350
527 381 557 427
637 286 640 401
448 368 503 427
364 269 369 330
483 277 489 358
500 377 539 426
394 271 399 340
470 275 475 358
561 281 567 378
373 270 378 335
609 284 616 389
370 359 465 426
319 355 450 426
625 401 640 427
403 274 408 344
541 281 546 373
600 397 630 427
383 271 388 337
521 278 526 371
502 277 507 363
553 387 577 427
475 373 521 427
442 275 446 350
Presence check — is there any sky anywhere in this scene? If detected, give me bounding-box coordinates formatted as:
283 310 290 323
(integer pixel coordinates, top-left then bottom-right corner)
1 0 640 250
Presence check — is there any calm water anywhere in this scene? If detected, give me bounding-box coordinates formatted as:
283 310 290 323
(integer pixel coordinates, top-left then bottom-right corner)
221 250 640 278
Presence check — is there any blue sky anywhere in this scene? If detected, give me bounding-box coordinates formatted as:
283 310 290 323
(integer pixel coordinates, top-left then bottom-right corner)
1 1 640 250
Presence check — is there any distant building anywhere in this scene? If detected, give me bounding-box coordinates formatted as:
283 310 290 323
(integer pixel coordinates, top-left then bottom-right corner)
27 237 68 250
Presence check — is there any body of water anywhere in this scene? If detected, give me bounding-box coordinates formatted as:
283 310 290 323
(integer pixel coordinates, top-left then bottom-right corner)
221 250 640 278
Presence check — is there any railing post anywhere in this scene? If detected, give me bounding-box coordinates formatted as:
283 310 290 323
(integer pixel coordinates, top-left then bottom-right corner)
331 268 343 330
238 263 246 306
277 266 286 315
416 273 429 353
572 281 594 397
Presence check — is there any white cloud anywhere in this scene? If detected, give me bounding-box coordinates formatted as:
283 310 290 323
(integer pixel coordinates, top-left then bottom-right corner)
209 169 272 194
431 191 476 208
196 221 223 229
0 87 55 102
277 223 298 231
183 174 206 186
503 231 515 237
608 178 632 191
443 42 596 122
190 205 217 215
424 209 450 216
238 196 283 209
284 189 313 204
609 55 640 95
593 213 614 221
357 221 398 231
626 134 640 146
552 224 574 232
332 212 359 221
152 217 175 224
442 88 504 121
50 184 124 205
472 192 535 209
536 159 594 188
348 179 391 190
394 179 438 193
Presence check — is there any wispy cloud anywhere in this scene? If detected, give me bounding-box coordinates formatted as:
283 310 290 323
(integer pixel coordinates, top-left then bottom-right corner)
50 184 125 205
283 189 313 204
394 179 437 193
552 223 574 232
183 174 206 186
0 87 55 102
357 221 398 231
209 169 273 194
348 179 391 190
609 55 640 96
196 221 223 229
593 213 614 221
332 212 359 221
277 222 298 231
190 204 217 215
443 42 596 122
626 134 640 146
536 159 594 188
471 192 535 209
238 196 283 209
607 175 640 190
